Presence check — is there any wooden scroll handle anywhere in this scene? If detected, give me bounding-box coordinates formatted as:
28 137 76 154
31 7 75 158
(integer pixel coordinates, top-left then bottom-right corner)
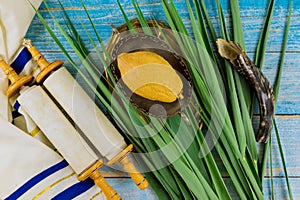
0 57 33 97
107 144 148 190
120 155 149 190
78 160 121 200
22 38 63 83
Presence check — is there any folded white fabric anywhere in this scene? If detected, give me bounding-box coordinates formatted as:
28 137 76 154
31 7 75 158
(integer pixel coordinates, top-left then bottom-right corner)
0 0 42 121
0 0 42 61
0 0 54 148
0 1 104 199
0 116 104 199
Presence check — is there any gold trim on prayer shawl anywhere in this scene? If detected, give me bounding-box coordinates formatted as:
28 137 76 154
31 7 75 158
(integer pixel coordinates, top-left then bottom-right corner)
90 191 103 200
29 126 40 137
32 172 76 199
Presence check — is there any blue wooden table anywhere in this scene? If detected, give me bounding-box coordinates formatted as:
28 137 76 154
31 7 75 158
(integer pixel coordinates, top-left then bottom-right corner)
26 0 300 199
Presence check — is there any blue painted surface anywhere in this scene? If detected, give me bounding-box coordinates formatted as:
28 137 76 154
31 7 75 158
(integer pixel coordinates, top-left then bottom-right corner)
26 0 299 199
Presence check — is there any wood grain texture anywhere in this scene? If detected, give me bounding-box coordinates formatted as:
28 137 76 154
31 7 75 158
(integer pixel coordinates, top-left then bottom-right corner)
25 0 299 199
106 177 300 200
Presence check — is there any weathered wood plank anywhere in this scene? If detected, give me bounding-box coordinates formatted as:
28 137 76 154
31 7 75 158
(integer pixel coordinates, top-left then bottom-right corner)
105 177 300 200
106 178 158 200
27 8 300 51
262 177 300 200
27 1 299 52
38 0 299 11
259 116 300 177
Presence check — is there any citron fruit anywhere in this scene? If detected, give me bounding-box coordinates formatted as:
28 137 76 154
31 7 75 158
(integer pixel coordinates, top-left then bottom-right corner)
117 51 183 103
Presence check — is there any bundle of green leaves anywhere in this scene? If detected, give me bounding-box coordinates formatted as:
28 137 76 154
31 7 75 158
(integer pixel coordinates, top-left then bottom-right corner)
33 0 292 199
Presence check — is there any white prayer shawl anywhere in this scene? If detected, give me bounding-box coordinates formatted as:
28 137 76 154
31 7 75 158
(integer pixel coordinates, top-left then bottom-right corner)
0 0 51 147
0 0 42 121
0 0 42 61
0 1 103 199
0 116 104 199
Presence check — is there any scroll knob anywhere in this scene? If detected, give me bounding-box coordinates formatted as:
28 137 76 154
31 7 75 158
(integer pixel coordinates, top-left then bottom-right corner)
0 57 33 97
120 156 149 190
78 160 121 200
22 38 63 83
107 144 149 190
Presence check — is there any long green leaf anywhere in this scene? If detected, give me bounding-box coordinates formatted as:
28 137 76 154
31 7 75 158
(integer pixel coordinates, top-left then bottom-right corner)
216 0 247 156
254 0 276 69
273 2 293 199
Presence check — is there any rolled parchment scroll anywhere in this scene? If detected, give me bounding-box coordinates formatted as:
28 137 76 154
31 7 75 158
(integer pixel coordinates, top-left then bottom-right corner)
18 86 121 200
23 38 148 190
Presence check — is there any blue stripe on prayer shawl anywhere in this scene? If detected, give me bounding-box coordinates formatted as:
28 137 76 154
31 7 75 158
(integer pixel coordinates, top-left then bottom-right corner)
13 100 21 111
10 47 32 74
5 160 68 200
12 110 22 119
51 178 95 200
